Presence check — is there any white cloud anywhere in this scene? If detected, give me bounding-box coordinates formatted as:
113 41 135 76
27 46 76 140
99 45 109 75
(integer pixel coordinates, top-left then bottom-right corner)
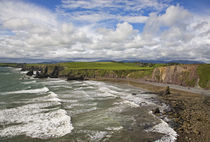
57 0 170 24
0 1 210 62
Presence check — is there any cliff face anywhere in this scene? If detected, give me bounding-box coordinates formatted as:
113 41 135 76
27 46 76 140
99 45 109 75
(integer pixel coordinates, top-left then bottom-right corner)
151 65 199 87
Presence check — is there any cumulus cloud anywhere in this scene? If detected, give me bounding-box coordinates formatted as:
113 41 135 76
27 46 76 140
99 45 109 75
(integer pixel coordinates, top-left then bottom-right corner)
0 0 210 62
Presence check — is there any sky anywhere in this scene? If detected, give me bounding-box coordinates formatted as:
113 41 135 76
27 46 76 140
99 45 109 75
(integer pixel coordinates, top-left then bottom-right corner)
0 0 210 62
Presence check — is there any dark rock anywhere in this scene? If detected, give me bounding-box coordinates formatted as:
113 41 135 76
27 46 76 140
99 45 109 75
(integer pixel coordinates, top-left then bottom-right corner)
153 108 160 114
143 123 153 129
35 67 48 78
67 75 85 81
142 91 159 95
132 93 137 95
160 86 170 95
49 66 59 78
26 70 33 76
139 102 147 106
44 66 48 74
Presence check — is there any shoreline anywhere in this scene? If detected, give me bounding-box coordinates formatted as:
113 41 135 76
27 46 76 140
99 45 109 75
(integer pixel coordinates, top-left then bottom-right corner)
9 67 210 141
91 78 210 142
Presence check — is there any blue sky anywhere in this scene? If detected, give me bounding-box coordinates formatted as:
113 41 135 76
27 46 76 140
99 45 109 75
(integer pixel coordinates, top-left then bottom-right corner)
0 0 210 62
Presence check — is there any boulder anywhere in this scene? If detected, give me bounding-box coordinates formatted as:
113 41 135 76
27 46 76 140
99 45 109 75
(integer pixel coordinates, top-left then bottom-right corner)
153 107 160 114
35 68 48 78
163 86 170 95
132 93 137 95
67 75 85 81
26 70 33 76
159 86 170 96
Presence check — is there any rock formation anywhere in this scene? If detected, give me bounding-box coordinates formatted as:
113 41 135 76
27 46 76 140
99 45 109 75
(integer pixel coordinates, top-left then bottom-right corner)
26 70 34 76
151 65 199 87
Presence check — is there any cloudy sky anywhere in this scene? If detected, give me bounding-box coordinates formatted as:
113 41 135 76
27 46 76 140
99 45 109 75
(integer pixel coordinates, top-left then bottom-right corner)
0 0 210 62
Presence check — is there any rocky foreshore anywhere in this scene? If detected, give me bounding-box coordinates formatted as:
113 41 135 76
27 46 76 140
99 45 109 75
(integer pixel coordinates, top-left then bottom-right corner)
98 79 210 142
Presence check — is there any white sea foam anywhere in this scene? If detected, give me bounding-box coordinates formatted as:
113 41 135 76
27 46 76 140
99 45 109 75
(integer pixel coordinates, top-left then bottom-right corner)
106 126 123 131
88 131 108 142
49 91 58 97
120 100 140 108
147 111 177 142
85 80 104 86
70 102 97 107
20 71 28 74
0 103 73 139
22 80 36 84
3 87 49 95
61 99 78 103
51 85 72 89
14 68 22 71
27 92 61 105
41 79 67 85
99 86 119 95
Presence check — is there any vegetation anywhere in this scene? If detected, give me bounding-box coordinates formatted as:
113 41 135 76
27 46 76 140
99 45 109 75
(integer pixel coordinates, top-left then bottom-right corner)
56 62 153 70
127 70 153 79
26 62 155 77
197 64 210 88
0 63 18 67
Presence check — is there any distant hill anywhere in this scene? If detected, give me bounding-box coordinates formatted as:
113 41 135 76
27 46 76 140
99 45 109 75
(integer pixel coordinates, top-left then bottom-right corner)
120 60 205 64
0 58 206 64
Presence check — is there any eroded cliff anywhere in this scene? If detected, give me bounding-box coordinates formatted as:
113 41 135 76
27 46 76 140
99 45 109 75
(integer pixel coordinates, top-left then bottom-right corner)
150 64 210 89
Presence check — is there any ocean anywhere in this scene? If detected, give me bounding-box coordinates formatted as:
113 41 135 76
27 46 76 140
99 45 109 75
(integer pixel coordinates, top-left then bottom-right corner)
0 67 177 142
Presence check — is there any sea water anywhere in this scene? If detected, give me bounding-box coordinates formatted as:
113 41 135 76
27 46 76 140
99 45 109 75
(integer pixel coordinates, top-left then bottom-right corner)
0 67 177 142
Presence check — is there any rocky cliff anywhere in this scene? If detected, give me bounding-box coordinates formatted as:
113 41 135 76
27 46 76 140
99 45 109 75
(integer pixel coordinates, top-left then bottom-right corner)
150 64 210 89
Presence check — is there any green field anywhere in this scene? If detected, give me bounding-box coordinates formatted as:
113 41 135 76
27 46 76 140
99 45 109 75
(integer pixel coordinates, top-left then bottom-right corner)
0 63 18 67
197 64 210 88
27 62 153 70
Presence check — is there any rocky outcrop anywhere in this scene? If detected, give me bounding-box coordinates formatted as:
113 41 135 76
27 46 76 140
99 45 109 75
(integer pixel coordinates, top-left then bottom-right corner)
161 86 170 95
35 66 49 78
49 66 59 78
26 70 34 76
22 65 64 79
67 75 85 81
153 108 160 114
151 65 199 87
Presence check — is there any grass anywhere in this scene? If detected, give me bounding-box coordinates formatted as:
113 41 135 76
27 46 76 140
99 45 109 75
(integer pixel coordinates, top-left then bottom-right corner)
197 64 210 88
57 62 155 76
0 63 18 67
56 62 153 70
127 70 153 79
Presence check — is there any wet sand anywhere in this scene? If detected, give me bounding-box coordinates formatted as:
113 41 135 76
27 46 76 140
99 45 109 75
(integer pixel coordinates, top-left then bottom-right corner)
93 78 210 142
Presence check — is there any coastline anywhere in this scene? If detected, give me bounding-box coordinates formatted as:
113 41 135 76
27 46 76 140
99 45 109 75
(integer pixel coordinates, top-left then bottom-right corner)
91 78 210 142
3 66 210 141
